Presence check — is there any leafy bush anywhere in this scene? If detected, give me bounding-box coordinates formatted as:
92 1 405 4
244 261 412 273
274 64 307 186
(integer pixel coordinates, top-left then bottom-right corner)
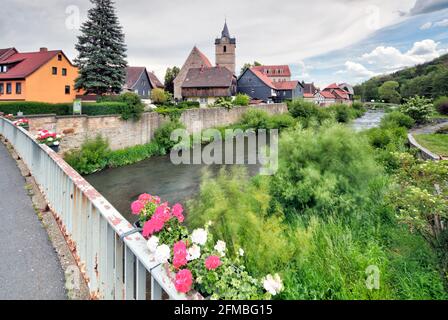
239 109 270 129
288 99 333 127
400 96 434 124
366 127 408 150
153 120 186 153
64 135 111 175
352 101 365 111
107 142 162 168
117 92 145 120
213 97 233 109
233 93 250 106
268 113 296 129
150 88 170 104
434 96 448 115
329 104 351 123
380 111 415 129
271 124 383 220
0 101 71 115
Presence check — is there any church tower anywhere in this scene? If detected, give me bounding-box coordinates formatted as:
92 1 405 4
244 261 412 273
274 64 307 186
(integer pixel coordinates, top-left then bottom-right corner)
215 21 236 75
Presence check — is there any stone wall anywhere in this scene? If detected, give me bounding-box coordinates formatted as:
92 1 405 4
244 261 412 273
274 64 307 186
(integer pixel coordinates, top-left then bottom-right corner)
26 103 287 152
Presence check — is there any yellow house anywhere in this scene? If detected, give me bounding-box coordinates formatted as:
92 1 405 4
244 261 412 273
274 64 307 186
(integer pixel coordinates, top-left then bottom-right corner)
0 47 80 103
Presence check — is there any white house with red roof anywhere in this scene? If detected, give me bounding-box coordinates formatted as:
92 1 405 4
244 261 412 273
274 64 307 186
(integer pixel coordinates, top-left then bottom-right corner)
309 83 354 107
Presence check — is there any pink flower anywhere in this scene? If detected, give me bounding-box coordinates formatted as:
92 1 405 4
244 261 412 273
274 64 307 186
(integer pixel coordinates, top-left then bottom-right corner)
172 204 184 223
142 216 165 237
131 200 145 215
205 256 222 271
152 196 161 205
175 269 193 294
138 193 152 203
155 204 171 223
173 241 188 269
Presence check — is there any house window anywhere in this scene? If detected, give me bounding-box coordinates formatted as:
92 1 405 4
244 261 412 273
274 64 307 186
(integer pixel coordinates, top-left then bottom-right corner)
6 83 12 94
62 68 67 76
52 67 57 75
58 54 62 61
0 65 7 73
16 83 22 94
0 83 3 94
65 85 70 95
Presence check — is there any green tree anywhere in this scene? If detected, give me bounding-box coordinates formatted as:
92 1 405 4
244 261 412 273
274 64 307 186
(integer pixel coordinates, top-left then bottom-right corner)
240 61 262 75
150 88 169 104
74 0 127 95
379 81 401 103
431 69 448 99
164 66 180 94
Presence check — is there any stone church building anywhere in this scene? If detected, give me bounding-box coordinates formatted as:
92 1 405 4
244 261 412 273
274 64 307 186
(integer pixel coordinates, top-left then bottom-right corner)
173 22 236 101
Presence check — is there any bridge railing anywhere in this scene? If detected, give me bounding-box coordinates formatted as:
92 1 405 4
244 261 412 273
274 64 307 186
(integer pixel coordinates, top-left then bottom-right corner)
0 117 201 300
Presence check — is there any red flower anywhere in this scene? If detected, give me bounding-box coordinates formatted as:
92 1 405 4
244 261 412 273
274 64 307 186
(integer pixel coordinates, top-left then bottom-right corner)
173 241 188 269
205 256 222 271
155 204 171 223
131 200 144 215
172 204 184 223
175 269 193 294
138 193 152 203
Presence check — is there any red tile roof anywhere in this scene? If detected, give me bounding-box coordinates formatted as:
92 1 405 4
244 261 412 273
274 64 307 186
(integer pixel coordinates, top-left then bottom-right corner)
252 65 291 78
147 71 164 89
192 46 213 68
274 80 299 90
303 93 315 98
320 91 336 99
249 68 276 89
0 50 66 80
125 66 146 89
0 48 17 61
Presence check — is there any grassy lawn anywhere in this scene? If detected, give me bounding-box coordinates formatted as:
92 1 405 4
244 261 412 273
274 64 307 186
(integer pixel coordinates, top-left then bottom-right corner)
415 134 448 156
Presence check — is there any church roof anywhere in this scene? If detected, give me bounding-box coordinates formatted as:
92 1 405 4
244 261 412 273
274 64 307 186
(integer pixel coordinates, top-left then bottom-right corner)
215 21 236 44
182 67 235 88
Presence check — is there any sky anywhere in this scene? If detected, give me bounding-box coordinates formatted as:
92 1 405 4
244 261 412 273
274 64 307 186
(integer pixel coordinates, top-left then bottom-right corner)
1 0 448 88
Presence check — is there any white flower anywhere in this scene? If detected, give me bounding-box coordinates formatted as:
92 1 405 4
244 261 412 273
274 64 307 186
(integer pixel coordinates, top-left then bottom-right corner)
214 240 226 257
187 244 201 261
239 248 245 257
191 228 208 246
53 141 60 146
47 137 54 142
205 220 213 227
263 274 283 296
146 236 159 253
154 244 170 264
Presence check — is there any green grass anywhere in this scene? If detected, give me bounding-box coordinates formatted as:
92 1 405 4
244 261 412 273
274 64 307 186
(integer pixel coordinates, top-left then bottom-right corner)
415 134 448 156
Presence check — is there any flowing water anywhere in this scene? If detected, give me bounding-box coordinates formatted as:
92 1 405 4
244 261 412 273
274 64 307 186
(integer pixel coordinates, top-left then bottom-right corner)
86 134 269 221
351 109 385 132
87 110 385 221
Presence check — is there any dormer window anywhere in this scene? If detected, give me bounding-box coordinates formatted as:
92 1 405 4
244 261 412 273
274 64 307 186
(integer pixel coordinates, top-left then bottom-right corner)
0 65 8 73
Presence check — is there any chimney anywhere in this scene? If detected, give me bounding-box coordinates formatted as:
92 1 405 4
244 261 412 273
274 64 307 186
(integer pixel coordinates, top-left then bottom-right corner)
40 47 48 52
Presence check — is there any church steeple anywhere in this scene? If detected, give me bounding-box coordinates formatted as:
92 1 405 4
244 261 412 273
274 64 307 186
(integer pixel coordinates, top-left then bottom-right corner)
215 20 236 75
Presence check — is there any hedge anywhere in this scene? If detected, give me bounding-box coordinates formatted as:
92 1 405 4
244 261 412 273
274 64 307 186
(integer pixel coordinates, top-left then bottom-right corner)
0 101 127 116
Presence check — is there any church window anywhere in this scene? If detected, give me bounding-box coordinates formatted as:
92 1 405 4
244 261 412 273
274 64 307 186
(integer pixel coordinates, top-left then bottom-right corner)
223 46 227 53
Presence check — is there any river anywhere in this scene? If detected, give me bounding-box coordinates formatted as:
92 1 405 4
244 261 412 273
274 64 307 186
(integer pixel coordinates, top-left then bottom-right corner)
87 109 386 220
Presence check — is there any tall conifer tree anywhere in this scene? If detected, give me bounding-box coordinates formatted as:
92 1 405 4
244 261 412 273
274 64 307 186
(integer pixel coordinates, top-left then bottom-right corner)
74 0 127 95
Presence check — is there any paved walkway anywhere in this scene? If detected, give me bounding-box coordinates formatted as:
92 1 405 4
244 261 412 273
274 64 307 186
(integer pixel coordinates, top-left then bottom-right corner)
0 142 66 300
411 119 448 135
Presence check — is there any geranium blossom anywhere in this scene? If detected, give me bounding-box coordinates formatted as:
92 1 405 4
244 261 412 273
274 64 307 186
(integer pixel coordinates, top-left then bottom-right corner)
175 269 193 294
142 216 165 237
187 244 201 261
131 200 145 215
191 228 208 246
172 204 184 223
146 236 159 253
214 240 226 257
138 193 152 203
154 244 171 264
173 241 188 269
205 255 222 270
155 204 171 223
262 274 283 296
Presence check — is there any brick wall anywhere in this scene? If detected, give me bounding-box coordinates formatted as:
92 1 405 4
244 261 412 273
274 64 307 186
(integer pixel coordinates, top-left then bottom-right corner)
26 103 288 152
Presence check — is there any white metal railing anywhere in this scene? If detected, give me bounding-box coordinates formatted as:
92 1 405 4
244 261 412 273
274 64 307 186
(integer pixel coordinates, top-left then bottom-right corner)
0 117 202 300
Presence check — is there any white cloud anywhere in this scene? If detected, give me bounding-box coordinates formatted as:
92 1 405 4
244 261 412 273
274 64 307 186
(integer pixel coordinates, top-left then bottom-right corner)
434 18 448 27
420 22 433 30
361 39 445 71
337 61 377 78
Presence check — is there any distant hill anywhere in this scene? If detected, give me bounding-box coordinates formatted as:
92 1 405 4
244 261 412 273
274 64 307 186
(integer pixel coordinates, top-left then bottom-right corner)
354 53 448 102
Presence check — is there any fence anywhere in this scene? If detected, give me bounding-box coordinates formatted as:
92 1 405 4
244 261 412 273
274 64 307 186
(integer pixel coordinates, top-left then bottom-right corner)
0 117 201 300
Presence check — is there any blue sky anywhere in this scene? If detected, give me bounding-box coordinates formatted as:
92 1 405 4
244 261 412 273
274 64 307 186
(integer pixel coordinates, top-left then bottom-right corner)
1 0 448 87
298 7 448 88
